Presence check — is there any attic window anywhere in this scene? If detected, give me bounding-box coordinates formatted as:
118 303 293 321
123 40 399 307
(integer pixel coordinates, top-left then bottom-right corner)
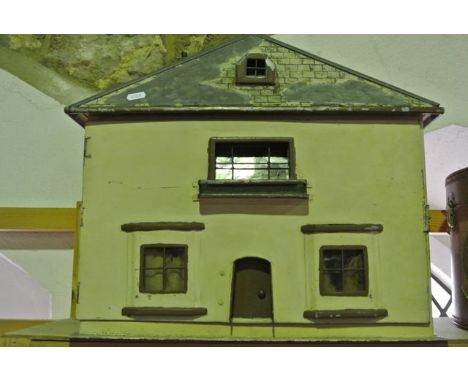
246 58 266 76
236 54 275 85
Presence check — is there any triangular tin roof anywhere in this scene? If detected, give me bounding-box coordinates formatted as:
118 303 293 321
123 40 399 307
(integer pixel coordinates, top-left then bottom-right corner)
65 35 443 126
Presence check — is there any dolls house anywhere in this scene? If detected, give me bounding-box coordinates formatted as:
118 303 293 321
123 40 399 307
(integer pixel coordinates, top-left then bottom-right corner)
63 35 444 342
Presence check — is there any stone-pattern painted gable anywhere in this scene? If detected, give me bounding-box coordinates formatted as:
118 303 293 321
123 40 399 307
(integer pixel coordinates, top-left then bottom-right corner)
67 35 441 114
210 39 427 108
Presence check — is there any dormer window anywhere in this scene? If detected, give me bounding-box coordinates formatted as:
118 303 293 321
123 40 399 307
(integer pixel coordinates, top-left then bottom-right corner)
246 58 266 76
236 54 275 85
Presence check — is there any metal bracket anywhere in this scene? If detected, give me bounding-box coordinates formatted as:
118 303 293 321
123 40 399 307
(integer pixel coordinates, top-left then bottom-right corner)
423 204 430 232
84 137 92 159
447 193 457 233
79 204 85 227
75 282 80 304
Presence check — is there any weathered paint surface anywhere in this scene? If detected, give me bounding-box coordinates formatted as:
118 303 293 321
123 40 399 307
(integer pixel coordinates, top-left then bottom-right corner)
75 119 433 340
68 36 439 113
283 79 411 105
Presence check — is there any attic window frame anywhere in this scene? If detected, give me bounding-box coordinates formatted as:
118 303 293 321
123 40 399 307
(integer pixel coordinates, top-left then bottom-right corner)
236 54 275 85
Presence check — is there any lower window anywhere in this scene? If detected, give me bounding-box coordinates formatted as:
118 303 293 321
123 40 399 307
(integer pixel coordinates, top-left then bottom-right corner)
319 246 368 296
139 244 187 293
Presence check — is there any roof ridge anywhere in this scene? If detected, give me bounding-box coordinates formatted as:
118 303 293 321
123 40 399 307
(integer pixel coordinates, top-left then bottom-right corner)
261 35 440 107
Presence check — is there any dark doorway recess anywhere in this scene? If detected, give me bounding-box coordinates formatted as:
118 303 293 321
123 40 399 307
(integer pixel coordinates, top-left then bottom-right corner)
231 257 273 319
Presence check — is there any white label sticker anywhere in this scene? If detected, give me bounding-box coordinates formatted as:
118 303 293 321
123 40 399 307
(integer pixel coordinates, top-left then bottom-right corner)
126 91 146 101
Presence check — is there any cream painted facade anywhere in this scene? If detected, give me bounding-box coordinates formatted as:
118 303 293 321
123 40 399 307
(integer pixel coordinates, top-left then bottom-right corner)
76 119 432 340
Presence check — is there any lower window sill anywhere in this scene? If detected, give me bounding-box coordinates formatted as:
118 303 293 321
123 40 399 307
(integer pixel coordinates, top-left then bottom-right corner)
122 307 208 318
198 179 308 199
303 309 388 321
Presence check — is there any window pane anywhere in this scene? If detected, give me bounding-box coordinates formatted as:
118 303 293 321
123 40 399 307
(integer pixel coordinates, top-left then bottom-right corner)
270 156 289 165
165 248 185 267
215 143 232 157
143 270 164 292
144 247 164 268
215 169 232 179
269 169 289 179
214 141 291 181
343 270 366 292
255 59 266 68
165 269 185 292
250 170 269 179
344 249 364 269
322 271 343 293
269 143 289 157
256 68 266 76
216 156 232 165
234 162 268 170
322 250 342 269
234 144 269 158
234 156 268 165
270 164 289 170
246 58 256 67
246 68 256 76
233 169 257 180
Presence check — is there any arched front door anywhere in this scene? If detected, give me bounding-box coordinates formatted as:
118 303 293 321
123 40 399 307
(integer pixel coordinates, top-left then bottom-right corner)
231 257 273 319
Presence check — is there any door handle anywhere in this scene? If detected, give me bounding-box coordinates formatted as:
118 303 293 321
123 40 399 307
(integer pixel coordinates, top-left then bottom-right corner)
257 289 266 299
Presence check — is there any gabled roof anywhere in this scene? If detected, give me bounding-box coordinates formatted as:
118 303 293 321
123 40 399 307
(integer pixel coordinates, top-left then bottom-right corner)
65 35 443 126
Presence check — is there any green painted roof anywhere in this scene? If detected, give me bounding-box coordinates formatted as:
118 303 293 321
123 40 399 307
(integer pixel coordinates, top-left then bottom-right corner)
65 35 443 124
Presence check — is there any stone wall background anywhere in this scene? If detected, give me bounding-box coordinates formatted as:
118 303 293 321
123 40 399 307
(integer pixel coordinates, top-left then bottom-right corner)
0 35 237 104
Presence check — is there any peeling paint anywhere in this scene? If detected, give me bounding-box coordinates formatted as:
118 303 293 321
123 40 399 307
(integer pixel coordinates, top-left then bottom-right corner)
283 79 416 106
81 37 262 108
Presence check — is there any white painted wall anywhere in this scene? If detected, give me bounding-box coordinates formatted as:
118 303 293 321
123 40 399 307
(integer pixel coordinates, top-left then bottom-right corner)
0 252 52 319
424 125 468 209
0 68 84 207
0 250 73 318
0 69 84 319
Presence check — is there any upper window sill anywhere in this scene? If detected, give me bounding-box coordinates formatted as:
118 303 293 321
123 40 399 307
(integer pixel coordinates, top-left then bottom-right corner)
198 179 308 199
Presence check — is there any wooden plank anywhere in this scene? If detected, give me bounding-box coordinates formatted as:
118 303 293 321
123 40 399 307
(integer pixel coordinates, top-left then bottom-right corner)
303 309 388 320
429 209 448 233
121 222 205 232
69 338 448 347
122 307 208 317
0 207 76 231
301 224 383 234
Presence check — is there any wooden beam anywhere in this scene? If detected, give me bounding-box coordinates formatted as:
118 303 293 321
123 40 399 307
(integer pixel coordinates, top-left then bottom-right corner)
430 210 448 233
0 207 76 231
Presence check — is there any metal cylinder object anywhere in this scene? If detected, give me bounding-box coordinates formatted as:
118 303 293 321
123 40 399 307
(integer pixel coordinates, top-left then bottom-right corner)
446 167 468 329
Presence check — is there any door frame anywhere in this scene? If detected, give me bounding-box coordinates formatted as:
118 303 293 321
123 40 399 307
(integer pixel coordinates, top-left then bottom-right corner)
229 256 274 322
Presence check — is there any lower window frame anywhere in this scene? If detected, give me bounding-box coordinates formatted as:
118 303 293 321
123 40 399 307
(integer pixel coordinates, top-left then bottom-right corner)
139 243 188 294
319 245 369 297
